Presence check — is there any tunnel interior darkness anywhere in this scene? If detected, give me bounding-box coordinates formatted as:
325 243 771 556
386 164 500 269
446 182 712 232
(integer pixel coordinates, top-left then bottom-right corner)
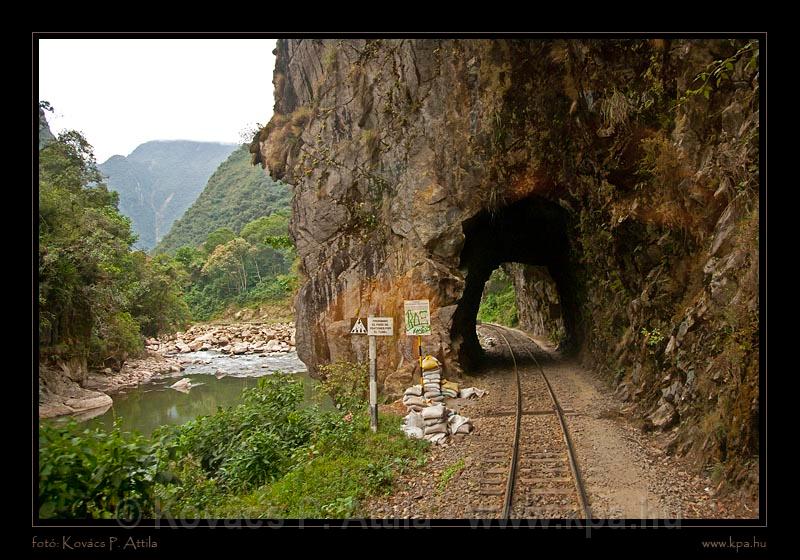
452 195 582 370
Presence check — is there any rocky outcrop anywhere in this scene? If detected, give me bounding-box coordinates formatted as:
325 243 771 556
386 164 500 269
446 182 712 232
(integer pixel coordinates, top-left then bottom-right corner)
155 322 296 355
255 39 759 483
38 352 183 418
507 264 565 344
39 107 55 149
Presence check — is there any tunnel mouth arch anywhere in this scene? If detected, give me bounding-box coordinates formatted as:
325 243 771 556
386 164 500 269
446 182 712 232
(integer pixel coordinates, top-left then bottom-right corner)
451 195 583 371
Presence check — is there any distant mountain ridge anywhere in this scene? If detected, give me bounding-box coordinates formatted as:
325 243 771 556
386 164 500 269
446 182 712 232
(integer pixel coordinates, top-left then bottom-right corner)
99 140 237 250
154 145 291 254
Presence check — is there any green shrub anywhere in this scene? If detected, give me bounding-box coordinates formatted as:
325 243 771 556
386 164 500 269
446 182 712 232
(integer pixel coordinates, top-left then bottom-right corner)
317 361 369 410
88 311 143 367
176 374 316 491
39 374 428 520
39 420 156 519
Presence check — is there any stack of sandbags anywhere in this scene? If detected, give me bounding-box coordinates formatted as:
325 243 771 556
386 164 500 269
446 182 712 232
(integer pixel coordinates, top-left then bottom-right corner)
401 404 474 444
422 356 444 402
402 384 426 412
421 404 448 444
441 380 459 399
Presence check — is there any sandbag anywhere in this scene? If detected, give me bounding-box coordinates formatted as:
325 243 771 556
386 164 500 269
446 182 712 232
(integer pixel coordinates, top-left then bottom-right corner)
404 385 423 397
404 410 425 429
459 387 487 399
421 404 446 419
442 380 459 393
421 356 441 371
402 426 424 439
425 433 448 444
448 414 471 434
424 423 447 435
403 396 427 407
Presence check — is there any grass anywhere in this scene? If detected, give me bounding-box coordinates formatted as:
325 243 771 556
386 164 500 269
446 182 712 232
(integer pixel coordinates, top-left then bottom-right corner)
162 413 428 519
437 458 465 494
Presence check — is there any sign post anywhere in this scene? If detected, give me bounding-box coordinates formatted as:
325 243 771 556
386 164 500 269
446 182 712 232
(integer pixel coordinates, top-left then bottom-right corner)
368 323 378 433
365 316 393 433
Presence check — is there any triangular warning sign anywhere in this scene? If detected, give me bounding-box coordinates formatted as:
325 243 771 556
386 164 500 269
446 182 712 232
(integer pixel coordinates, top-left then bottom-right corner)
350 318 367 334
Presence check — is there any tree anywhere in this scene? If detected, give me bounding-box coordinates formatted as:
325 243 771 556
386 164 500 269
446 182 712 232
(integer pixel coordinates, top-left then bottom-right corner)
203 228 235 255
39 123 189 365
202 238 255 295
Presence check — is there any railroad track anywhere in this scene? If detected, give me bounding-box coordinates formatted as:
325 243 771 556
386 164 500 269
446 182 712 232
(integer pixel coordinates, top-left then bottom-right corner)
471 323 591 520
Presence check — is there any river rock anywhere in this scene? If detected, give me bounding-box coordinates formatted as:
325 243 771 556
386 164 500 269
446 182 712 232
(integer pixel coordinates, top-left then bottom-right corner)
175 341 191 353
170 378 192 391
188 339 204 352
231 343 249 355
266 339 281 352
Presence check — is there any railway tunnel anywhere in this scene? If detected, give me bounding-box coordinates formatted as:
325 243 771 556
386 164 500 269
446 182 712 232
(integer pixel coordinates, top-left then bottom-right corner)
451 195 584 371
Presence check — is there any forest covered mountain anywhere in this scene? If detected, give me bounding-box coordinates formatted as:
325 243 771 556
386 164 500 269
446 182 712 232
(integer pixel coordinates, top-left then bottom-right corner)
99 141 236 249
155 145 291 254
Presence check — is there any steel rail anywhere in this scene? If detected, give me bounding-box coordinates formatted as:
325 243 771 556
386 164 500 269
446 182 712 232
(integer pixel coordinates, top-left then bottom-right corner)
484 323 591 520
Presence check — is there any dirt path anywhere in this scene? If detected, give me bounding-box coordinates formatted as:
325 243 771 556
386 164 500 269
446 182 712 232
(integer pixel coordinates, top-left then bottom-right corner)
363 326 749 519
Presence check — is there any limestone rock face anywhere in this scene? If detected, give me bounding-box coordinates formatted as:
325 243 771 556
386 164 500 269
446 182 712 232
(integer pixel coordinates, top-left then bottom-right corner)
255 39 760 475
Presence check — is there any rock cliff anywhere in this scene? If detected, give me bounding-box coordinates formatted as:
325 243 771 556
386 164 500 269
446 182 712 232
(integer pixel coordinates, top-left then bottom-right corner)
254 38 760 485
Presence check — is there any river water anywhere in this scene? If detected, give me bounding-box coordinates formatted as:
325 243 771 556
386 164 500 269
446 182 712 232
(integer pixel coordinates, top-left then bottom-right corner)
49 350 326 436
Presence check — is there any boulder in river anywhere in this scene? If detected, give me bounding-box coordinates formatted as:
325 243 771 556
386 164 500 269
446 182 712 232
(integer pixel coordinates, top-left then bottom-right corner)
170 378 192 392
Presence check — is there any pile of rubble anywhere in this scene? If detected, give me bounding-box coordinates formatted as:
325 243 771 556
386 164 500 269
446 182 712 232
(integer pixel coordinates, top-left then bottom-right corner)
400 356 486 445
149 322 296 356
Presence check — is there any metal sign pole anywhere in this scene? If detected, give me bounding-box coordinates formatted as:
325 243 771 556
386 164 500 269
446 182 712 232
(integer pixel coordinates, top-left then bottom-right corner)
368 330 378 433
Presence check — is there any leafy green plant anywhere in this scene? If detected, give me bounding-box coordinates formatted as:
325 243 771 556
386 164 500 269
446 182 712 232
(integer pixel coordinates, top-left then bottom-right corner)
641 327 665 348
40 377 429 519
176 375 316 491
477 268 519 327
438 458 465 493
317 361 369 410
679 40 759 103
39 420 156 519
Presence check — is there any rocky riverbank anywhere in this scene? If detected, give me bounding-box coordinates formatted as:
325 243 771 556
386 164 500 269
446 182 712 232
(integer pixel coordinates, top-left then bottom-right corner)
38 351 184 419
39 322 298 419
152 322 296 356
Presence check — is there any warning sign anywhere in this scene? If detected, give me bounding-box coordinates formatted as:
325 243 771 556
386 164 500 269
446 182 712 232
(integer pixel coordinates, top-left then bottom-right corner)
404 300 431 335
367 317 394 336
350 318 367 334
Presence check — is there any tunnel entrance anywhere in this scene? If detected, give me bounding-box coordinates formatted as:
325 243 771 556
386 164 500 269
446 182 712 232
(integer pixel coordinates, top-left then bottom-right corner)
451 196 582 371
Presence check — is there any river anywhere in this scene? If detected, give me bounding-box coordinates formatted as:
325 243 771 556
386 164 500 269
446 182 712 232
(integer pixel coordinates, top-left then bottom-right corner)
47 350 328 436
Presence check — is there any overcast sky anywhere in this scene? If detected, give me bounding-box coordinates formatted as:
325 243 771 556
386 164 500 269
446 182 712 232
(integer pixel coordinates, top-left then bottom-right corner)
38 38 276 163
